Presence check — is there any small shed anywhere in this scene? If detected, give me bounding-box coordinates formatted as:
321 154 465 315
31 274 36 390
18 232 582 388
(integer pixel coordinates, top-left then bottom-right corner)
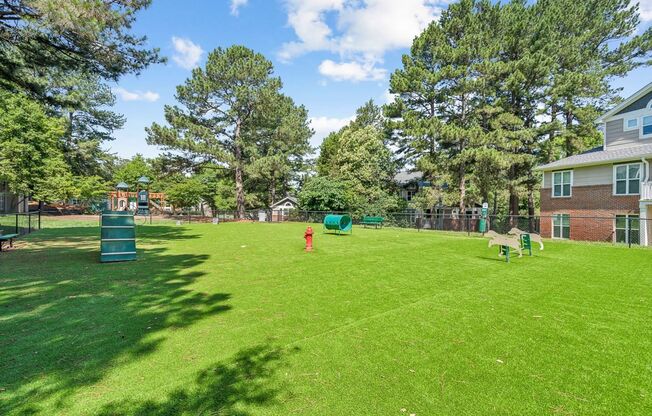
270 196 298 221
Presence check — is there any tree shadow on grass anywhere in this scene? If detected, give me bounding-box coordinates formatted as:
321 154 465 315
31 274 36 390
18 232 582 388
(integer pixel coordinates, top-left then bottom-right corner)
98 344 298 416
0 225 231 415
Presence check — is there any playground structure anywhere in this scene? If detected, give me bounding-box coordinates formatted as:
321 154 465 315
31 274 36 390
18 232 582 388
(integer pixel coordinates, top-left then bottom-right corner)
107 179 167 214
323 214 353 235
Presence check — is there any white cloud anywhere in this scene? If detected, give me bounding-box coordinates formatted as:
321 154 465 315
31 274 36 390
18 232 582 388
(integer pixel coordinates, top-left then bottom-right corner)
279 0 446 81
318 59 385 82
639 1 652 22
230 0 248 16
114 87 160 102
309 115 354 145
171 36 204 70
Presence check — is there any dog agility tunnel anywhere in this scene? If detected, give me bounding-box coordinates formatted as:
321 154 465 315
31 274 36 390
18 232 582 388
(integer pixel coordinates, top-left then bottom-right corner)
323 214 352 234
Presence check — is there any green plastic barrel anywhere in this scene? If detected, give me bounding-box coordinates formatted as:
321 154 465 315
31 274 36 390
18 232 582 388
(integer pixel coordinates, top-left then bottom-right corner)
323 214 352 234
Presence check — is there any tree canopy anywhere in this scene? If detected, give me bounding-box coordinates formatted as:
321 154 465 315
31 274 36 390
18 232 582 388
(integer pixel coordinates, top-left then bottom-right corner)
147 45 312 218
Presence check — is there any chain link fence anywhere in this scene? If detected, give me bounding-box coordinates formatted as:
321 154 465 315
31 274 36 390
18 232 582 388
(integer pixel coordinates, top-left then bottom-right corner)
0 211 41 236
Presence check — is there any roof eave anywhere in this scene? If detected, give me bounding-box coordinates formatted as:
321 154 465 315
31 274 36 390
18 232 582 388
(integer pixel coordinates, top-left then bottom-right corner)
537 153 652 171
596 81 652 124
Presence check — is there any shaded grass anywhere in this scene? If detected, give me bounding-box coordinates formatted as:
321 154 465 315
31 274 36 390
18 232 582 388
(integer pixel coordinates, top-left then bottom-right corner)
1 222 651 415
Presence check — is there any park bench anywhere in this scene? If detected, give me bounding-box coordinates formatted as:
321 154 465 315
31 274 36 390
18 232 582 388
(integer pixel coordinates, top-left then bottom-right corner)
360 216 384 229
0 233 19 252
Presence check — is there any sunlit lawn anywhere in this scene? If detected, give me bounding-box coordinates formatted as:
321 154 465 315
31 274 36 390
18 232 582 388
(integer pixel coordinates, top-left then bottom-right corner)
1 221 651 415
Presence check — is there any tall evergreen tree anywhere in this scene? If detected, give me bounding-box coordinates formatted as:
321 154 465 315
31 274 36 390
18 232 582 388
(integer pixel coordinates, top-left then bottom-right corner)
147 46 309 218
387 0 500 213
246 93 313 207
0 0 162 104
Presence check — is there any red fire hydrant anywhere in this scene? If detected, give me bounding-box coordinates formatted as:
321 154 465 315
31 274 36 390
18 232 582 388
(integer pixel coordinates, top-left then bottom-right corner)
304 226 314 252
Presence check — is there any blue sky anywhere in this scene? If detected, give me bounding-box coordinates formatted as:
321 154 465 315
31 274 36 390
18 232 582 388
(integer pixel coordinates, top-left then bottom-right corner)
109 0 652 159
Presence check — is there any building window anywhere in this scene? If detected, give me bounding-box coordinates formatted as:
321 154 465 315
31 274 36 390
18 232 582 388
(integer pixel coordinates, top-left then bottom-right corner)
552 171 572 197
552 214 570 239
643 116 652 137
615 215 639 245
405 190 414 201
614 163 641 195
625 118 638 130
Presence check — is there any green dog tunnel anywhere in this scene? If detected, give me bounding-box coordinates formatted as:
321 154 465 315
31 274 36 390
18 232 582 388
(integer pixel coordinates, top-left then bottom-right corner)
323 214 352 235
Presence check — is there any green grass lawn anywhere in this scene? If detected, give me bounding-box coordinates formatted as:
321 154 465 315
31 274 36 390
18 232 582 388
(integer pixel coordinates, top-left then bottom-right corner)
1 222 651 415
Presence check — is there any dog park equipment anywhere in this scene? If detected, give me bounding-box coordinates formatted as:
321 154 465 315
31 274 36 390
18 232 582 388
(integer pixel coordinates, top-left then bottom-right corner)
323 214 353 235
488 235 523 262
0 232 19 252
100 210 136 262
485 231 523 262
304 226 314 251
360 215 384 228
508 228 544 251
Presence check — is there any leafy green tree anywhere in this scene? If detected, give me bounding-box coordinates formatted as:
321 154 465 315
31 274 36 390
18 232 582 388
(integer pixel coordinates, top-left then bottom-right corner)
328 126 400 214
166 178 204 213
298 176 351 212
317 99 384 176
74 175 110 209
113 154 154 189
316 131 341 177
147 46 286 219
0 0 162 104
0 90 71 204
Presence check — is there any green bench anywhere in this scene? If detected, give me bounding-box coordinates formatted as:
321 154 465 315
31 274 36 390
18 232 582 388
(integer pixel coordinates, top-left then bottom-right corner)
360 216 384 229
0 233 19 252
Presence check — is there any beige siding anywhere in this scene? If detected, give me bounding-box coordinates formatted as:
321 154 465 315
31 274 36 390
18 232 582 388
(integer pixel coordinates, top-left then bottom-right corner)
573 165 613 186
606 118 639 148
543 165 612 189
542 171 552 188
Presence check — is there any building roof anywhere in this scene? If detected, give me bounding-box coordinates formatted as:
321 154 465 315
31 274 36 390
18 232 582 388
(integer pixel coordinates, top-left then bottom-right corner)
537 144 652 171
596 82 652 123
270 196 298 208
394 171 423 184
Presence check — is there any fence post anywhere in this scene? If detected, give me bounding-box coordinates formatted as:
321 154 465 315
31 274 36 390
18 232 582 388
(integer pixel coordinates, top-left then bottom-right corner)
467 215 470 236
627 217 632 248
38 210 41 230
15 213 18 235
28 212 31 233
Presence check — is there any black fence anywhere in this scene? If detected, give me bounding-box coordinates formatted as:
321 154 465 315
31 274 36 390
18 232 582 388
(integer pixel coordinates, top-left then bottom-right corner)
30 208 650 248
0 211 41 236
196 209 650 248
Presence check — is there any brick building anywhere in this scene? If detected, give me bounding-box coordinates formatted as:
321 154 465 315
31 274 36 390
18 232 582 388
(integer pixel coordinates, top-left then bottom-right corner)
537 82 652 245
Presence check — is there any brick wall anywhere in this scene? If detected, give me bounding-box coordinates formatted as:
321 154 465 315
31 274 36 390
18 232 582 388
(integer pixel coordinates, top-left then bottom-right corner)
540 185 640 241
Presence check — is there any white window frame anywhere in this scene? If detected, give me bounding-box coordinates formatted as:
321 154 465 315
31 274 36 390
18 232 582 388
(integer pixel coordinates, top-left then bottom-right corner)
551 170 572 198
613 163 642 196
614 214 640 245
642 115 652 139
552 214 570 240
624 117 639 131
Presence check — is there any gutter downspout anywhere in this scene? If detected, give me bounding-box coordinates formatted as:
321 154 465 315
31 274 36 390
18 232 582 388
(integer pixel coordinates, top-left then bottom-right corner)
642 158 650 247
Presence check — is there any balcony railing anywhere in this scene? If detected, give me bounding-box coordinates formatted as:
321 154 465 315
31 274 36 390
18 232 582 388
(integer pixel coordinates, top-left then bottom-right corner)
642 182 652 201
